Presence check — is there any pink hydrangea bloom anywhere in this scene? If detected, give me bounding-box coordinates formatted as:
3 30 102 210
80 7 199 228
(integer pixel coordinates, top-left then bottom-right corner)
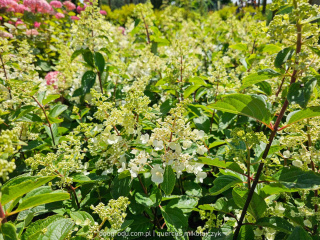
34 21 41 28
76 5 86 13
23 0 52 14
50 0 62 8
0 31 13 38
45 71 60 86
13 4 28 13
26 29 39 36
55 12 65 19
63 1 75 10
0 0 18 8
100 10 106 15
15 19 25 26
118 26 126 35
70 16 80 20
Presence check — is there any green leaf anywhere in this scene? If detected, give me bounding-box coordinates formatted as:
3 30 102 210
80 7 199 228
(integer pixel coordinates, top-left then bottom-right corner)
232 187 267 220
208 94 272 127
230 43 248 51
17 113 42 123
208 141 226 149
240 69 281 91
70 211 94 225
71 49 86 62
287 226 312 240
193 115 210 133
256 81 272 96
160 99 176 116
1 176 56 205
135 192 155 207
41 218 74 240
11 105 37 121
259 183 298 198
262 44 282 54
184 84 202 98
81 71 96 94
273 166 320 190
1 222 18 240
287 79 317 108
42 94 60 105
256 217 294 234
82 50 94 68
94 52 105 74
209 175 242 195
49 104 68 118
160 206 188 236
197 157 243 174
286 106 320 126
188 76 207 86
166 196 198 213
15 192 69 213
302 15 320 24
309 46 320 57
161 165 176 195
111 176 132 199
22 216 64 240
274 47 295 68
237 225 254 240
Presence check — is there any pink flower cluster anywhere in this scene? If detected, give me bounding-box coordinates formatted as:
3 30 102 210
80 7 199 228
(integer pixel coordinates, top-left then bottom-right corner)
100 10 106 15
55 12 65 19
23 0 52 14
26 29 39 36
63 1 75 10
50 0 62 8
0 31 13 38
45 71 60 86
76 5 86 13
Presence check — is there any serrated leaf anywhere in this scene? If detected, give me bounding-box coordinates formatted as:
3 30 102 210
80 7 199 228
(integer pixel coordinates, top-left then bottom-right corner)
287 79 317 108
208 94 272 127
209 175 242 195
240 69 281 91
274 47 294 68
41 218 74 240
81 71 96 94
161 165 176 195
11 105 37 121
22 215 64 240
94 52 105 74
1 176 56 205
